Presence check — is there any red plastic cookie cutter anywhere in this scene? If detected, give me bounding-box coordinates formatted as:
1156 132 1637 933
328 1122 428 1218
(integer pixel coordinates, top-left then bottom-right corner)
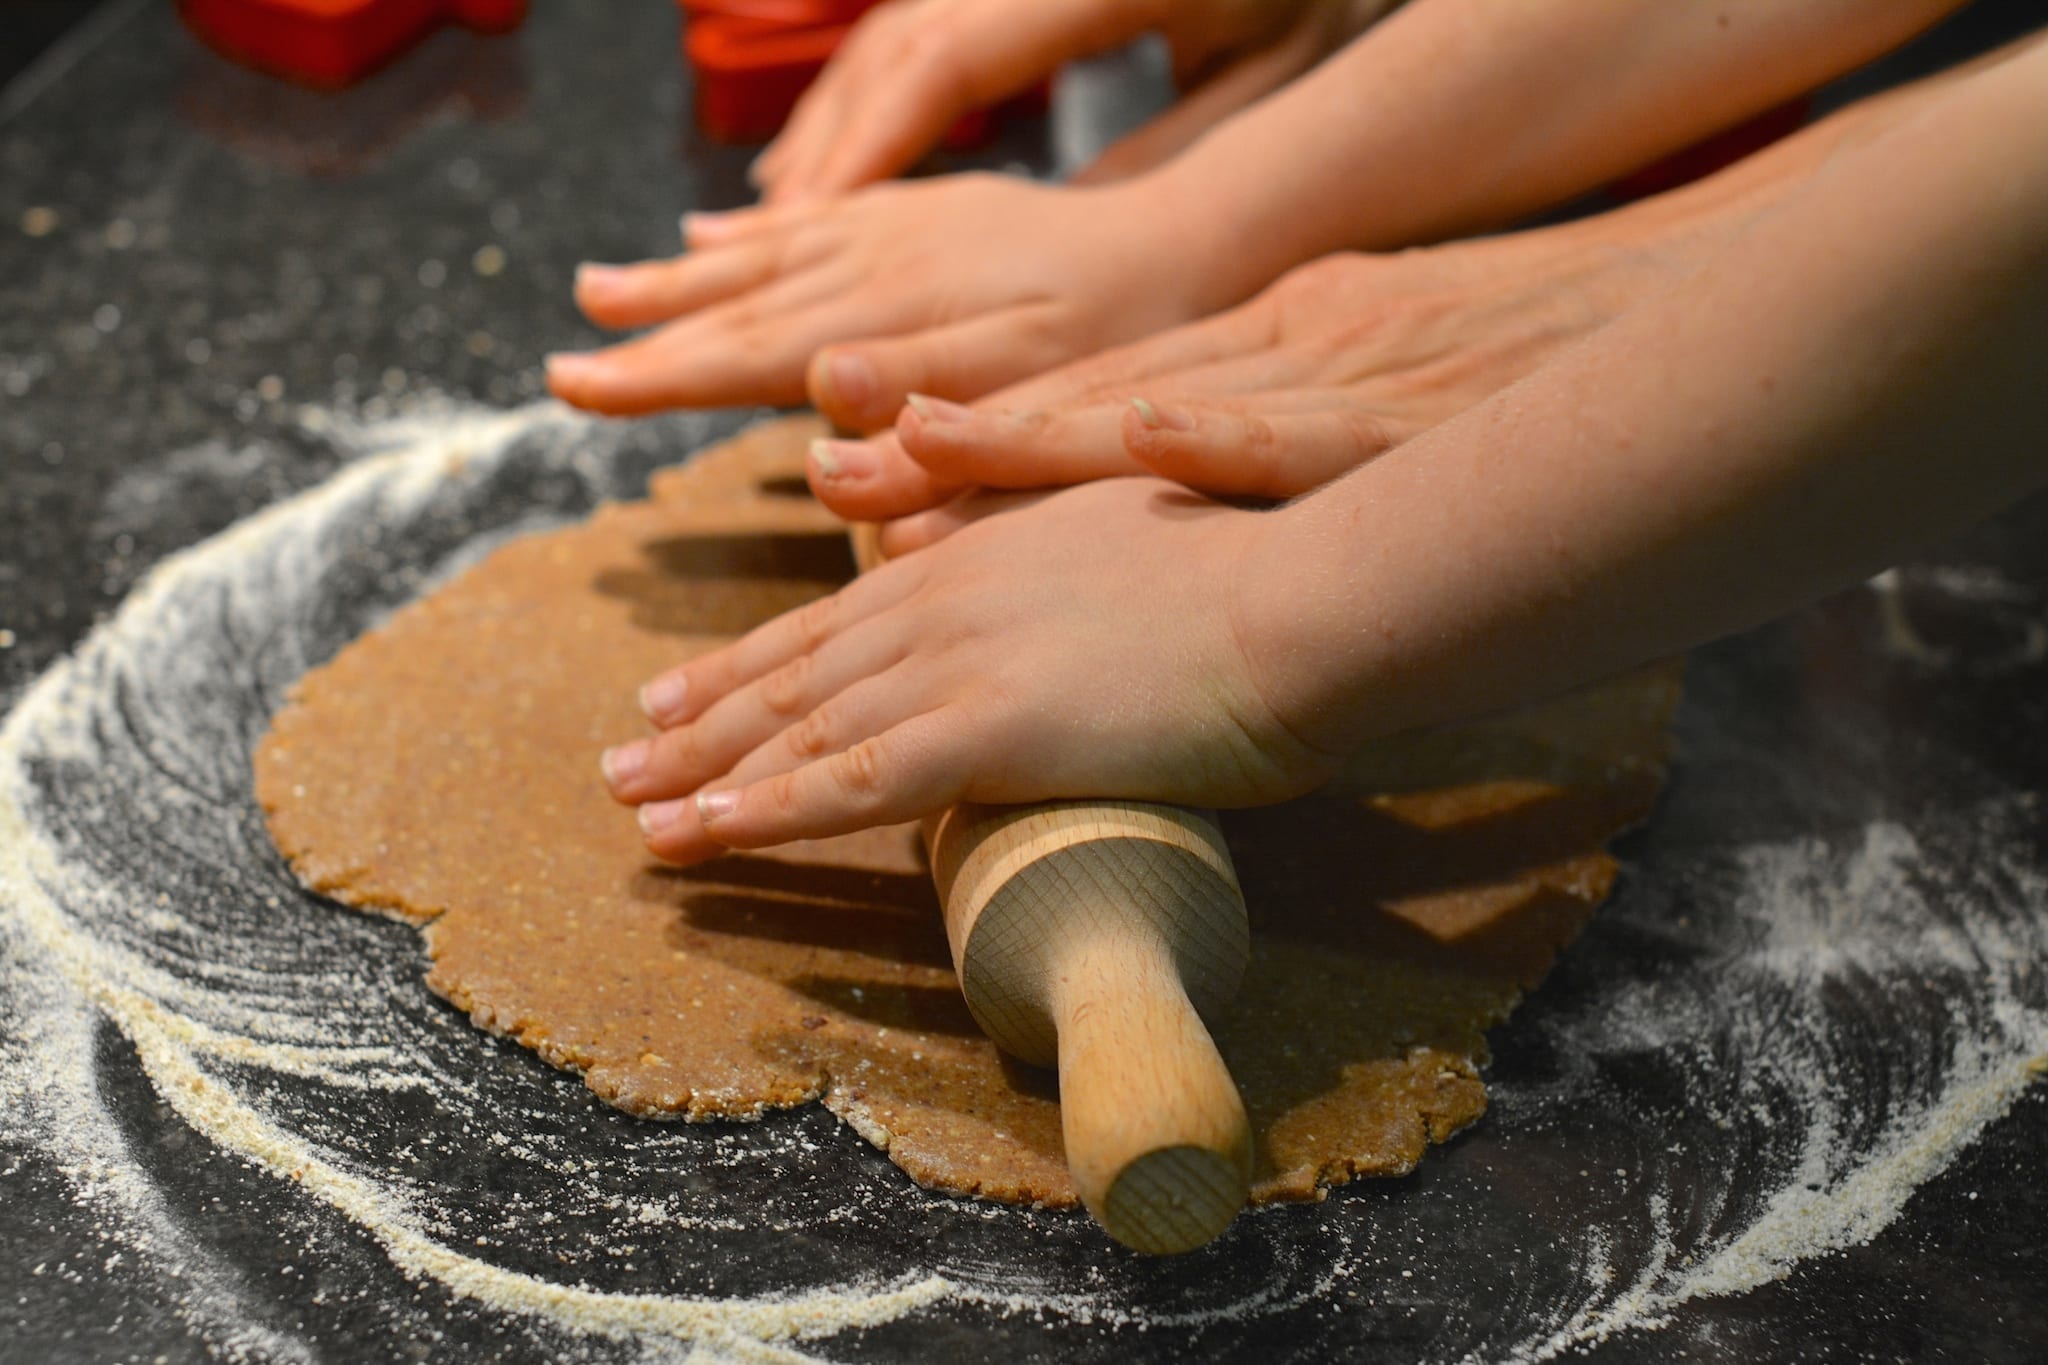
681 0 1045 146
180 0 528 89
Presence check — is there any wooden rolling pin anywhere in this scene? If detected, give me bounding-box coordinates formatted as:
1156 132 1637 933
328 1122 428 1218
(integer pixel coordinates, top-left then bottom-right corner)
850 524 1253 1253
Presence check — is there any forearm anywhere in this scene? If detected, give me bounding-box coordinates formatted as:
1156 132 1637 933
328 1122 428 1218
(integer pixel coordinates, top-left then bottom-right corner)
1153 0 1968 304
1263 33 2048 751
1517 26 2045 287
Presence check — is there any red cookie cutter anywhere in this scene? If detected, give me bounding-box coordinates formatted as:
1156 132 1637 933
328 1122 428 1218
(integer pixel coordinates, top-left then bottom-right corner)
682 0 1045 146
180 0 528 89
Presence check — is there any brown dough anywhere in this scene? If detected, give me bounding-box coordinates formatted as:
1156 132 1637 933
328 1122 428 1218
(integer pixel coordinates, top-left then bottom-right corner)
255 417 1678 1206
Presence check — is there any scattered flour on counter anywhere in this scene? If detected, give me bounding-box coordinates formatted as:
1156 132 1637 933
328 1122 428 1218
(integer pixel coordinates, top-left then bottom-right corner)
1 400 2043 1362
1868 565 2048 673
1517 814 2048 1358
0 402 953 1362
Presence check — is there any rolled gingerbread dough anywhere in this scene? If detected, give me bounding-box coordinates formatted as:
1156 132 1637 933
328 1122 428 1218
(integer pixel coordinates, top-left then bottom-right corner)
255 416 1678 1206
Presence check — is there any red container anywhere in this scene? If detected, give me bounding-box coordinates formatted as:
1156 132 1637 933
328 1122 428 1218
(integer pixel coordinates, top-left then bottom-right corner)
180 0 527 89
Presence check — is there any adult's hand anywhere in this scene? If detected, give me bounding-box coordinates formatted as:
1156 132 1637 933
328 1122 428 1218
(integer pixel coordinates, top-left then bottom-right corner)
808 218 1718 529
803 50 1973 530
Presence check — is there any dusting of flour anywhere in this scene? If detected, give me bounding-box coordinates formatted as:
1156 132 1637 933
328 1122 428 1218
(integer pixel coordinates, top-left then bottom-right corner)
1 400 2042 1361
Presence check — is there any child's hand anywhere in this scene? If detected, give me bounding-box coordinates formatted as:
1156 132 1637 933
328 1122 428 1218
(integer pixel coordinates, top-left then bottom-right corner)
546 174 1233 431
805 229 1702 521
598 478 1343 865
753 0 1381 205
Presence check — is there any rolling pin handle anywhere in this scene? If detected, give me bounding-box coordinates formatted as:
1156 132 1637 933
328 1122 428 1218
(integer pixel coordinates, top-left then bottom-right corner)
1050 930 1253 1255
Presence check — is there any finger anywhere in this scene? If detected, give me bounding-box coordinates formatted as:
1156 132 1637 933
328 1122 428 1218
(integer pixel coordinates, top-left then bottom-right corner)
546 275 901 415
1082 336 1324 407
604 618 910 805
572 239 796 331
711 664 929 792
808 303 1076 432
806 430 970 523
684 710 974 855
680 199 828 250
756 5 905 198
751 51 850 190
896 397 1142 489
878 489 1046 557
635 559 926 729
1122 392 1414 499
989 299 1280 412
779 0 1157 200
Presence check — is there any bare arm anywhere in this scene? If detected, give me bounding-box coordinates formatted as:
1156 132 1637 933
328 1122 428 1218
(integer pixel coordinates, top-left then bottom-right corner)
594 32 2048 862
826 35 2032 525
1153 0 1972 303
1255 26 2048 754
553 0 1971 430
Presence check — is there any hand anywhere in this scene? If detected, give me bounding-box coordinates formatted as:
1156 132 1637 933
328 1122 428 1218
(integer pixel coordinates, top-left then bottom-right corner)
806 208 1734 523
597 478 1343 864
753 0 1389 204
546 173 1234 431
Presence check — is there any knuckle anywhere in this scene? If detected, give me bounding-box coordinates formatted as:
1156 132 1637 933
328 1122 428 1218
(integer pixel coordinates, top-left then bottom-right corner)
1241 295 1284 349
1287 256 1341 290
1340 409 1396 457
766 230 808 281
791 594 839 651
1276 256 1345 307
830 736 890 801
1242 413 1281 465
765 770 803 818
656 724 708 779
759 653 814 716
785 704 836 761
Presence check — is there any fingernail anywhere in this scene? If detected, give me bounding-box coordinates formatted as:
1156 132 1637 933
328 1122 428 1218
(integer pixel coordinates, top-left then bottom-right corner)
810 438 874 482
545 352 594 382
639 799 688 838
601 739 649 789
696 789 740 823
823 352 876 410
905 393 972 423
575 262 626 290
640 673 688 723
1130 397 1195 432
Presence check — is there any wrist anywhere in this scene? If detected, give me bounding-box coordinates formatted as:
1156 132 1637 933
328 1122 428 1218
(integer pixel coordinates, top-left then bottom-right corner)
1123 156 1282 314
1223 495 1382 767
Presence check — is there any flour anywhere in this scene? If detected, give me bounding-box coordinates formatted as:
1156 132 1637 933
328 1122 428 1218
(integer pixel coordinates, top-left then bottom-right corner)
2 400 2042 1361
1510 811 2048 1357
1868 565 2048 673
0 402 954 1362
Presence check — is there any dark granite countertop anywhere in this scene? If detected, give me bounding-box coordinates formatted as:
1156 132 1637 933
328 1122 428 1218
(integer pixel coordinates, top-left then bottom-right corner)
2 3 2043 1362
